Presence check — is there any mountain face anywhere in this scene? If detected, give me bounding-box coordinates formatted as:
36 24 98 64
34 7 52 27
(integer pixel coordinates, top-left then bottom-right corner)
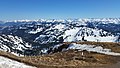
0 34 32 56
0 18 120 56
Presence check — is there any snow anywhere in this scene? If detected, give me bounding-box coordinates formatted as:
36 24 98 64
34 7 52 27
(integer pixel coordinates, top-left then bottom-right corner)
25 43 32 48
52 44 63 50
0 44 10 52
63 27 117 42
0 36 9 42
63 28 80 42
7 35 31 50
0 56 36 68
28 28 43 34
67 43 120 56
11 52 24 56
13 19 32 22
41 48 48 54
4 18 120 24
0 35 32 56
84 36 117 42
34 35 56 44
8 35 23 45
54 24 65 31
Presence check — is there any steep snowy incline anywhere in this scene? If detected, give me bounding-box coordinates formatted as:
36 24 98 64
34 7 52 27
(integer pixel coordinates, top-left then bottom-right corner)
0 34 32 56
63 27 118 42
0 56 36 68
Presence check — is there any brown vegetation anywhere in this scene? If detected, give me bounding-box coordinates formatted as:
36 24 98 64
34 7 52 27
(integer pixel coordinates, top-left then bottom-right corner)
0 42 120 68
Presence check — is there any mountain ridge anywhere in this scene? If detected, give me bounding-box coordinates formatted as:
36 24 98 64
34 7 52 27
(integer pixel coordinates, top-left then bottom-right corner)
0 18 120 56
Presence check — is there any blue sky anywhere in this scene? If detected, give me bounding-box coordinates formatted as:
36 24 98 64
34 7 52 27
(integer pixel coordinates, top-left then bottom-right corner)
0 0 120 20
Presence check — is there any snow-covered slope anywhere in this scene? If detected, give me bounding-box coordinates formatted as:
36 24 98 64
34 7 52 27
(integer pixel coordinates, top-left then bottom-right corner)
63 27 117 42
0 34 32 56
0 56 35 68
46 43 120 56
68 43 120 56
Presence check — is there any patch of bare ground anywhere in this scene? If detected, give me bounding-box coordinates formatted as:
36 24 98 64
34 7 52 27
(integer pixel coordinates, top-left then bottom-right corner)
0 42 120 68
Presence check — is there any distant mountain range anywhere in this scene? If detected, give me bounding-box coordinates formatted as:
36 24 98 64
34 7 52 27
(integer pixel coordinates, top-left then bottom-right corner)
0 18 120 56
